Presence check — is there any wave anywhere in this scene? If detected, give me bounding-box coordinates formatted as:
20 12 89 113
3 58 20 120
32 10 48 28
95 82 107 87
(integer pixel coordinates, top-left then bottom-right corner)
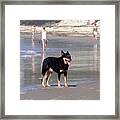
20 48 69 57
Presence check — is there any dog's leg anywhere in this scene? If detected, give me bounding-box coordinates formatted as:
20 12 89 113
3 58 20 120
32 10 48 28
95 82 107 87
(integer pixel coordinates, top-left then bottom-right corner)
64 71 68 87
42 72 48 87
57 73 61 87
46 68 53 87
46 72 52 87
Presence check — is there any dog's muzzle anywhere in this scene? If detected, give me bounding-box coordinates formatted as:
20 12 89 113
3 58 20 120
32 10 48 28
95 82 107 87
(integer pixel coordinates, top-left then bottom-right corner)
65 58 71 65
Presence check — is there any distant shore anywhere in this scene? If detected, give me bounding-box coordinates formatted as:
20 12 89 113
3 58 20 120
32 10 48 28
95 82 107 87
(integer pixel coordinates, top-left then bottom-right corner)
20 25 100 37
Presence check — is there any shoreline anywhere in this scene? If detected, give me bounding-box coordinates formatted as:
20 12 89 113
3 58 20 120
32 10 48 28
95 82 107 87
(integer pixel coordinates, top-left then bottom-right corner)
20 25 100 37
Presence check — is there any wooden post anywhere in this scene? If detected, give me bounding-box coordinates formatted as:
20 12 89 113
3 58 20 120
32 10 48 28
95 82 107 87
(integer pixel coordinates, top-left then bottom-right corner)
31 25 36 74
31 25 36 47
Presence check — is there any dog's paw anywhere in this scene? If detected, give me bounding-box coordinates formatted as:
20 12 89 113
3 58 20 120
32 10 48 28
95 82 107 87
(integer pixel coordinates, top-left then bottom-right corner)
58 84 61 87
46 84 51 87
42 82 46 87
57 80 61 87
65 83 68 88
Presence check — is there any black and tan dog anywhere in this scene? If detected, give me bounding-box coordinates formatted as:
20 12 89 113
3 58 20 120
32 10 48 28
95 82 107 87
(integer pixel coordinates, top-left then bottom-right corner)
41 51 72 87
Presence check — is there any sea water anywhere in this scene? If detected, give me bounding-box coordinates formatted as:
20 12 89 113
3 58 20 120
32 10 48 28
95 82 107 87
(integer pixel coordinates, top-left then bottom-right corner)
20 33 100 94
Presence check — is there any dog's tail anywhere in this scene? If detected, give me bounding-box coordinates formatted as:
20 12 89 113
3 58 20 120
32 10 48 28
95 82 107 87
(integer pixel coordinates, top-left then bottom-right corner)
42 59 49 76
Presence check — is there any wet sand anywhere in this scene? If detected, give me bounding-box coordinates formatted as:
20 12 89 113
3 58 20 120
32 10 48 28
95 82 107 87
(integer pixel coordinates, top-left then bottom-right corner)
21 80 100 100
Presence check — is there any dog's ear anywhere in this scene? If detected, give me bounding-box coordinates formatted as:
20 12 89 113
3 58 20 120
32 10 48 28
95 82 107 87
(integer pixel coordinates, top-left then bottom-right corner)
61 50 64 55
66 51 70 54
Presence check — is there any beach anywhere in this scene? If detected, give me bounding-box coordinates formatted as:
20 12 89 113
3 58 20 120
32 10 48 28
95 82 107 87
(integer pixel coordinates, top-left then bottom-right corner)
21 79 100 100
20 33 100 100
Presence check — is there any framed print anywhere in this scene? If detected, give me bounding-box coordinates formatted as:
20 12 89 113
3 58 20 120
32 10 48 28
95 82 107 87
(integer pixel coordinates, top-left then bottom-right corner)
0 0 119 119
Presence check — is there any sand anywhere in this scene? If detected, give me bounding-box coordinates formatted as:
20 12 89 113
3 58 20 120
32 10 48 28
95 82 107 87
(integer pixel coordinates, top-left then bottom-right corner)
20 79 100 100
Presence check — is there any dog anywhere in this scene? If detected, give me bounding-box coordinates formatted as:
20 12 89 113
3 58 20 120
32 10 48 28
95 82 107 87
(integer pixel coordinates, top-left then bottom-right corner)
41 50 72 87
